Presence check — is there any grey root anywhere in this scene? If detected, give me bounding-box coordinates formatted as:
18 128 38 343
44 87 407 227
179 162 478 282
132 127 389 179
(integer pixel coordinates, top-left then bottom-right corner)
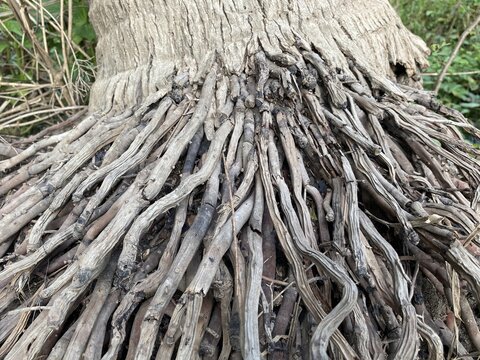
0 0 479 359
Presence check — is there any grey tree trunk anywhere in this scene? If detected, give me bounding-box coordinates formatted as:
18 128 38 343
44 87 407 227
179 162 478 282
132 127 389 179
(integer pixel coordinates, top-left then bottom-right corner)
87 0 428 112
0 1 479 360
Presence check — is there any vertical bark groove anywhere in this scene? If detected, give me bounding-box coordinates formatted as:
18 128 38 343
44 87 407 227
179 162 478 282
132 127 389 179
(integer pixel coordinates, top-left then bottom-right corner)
88 0 428 112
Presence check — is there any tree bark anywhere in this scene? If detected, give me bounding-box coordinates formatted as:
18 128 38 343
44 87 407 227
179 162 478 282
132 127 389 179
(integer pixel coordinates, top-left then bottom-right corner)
88 0 429 112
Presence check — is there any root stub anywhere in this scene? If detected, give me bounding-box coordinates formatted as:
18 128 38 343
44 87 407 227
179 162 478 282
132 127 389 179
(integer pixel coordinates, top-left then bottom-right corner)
0 45 480 360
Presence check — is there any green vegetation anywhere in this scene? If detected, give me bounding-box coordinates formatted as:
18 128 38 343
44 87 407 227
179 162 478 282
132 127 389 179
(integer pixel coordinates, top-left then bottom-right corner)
392 0 480 128
0 0 96 135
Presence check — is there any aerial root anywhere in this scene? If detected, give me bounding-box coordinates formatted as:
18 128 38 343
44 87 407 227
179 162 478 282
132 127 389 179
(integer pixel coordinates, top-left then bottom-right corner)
0 43 479 360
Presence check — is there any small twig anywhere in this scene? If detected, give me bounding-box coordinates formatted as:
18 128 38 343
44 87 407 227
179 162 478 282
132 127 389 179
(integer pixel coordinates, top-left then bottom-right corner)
262 275 289 287
7 306 51 315
423 70 480 77
462 224 480 249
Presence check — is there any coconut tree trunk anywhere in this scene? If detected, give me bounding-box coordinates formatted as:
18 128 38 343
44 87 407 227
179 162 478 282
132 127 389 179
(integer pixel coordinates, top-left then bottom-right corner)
0 1 479 360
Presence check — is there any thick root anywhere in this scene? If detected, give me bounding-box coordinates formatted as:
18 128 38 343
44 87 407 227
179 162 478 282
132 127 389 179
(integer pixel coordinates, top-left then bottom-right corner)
0 43 479 360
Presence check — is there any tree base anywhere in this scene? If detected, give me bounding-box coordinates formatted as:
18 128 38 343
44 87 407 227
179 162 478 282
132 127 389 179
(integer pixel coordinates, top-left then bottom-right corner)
0 45 479 360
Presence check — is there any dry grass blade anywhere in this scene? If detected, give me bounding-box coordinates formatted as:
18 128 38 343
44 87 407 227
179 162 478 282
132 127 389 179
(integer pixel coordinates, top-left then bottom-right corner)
0 0 94 137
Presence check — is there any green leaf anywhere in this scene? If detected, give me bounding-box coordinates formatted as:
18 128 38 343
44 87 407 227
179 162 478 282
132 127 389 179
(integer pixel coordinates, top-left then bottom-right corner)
460 102 480 109
0 40 9 53
72 24 96 44
4 20 23 37
72 4 89 26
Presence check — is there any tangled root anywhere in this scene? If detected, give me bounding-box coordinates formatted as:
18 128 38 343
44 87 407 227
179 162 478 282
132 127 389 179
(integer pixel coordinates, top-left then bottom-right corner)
0 44 479 360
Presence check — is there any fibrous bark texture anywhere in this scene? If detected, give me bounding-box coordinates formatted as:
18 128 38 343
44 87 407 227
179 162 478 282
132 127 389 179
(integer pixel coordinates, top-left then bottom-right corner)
88 0 429 112
1 1 479 360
